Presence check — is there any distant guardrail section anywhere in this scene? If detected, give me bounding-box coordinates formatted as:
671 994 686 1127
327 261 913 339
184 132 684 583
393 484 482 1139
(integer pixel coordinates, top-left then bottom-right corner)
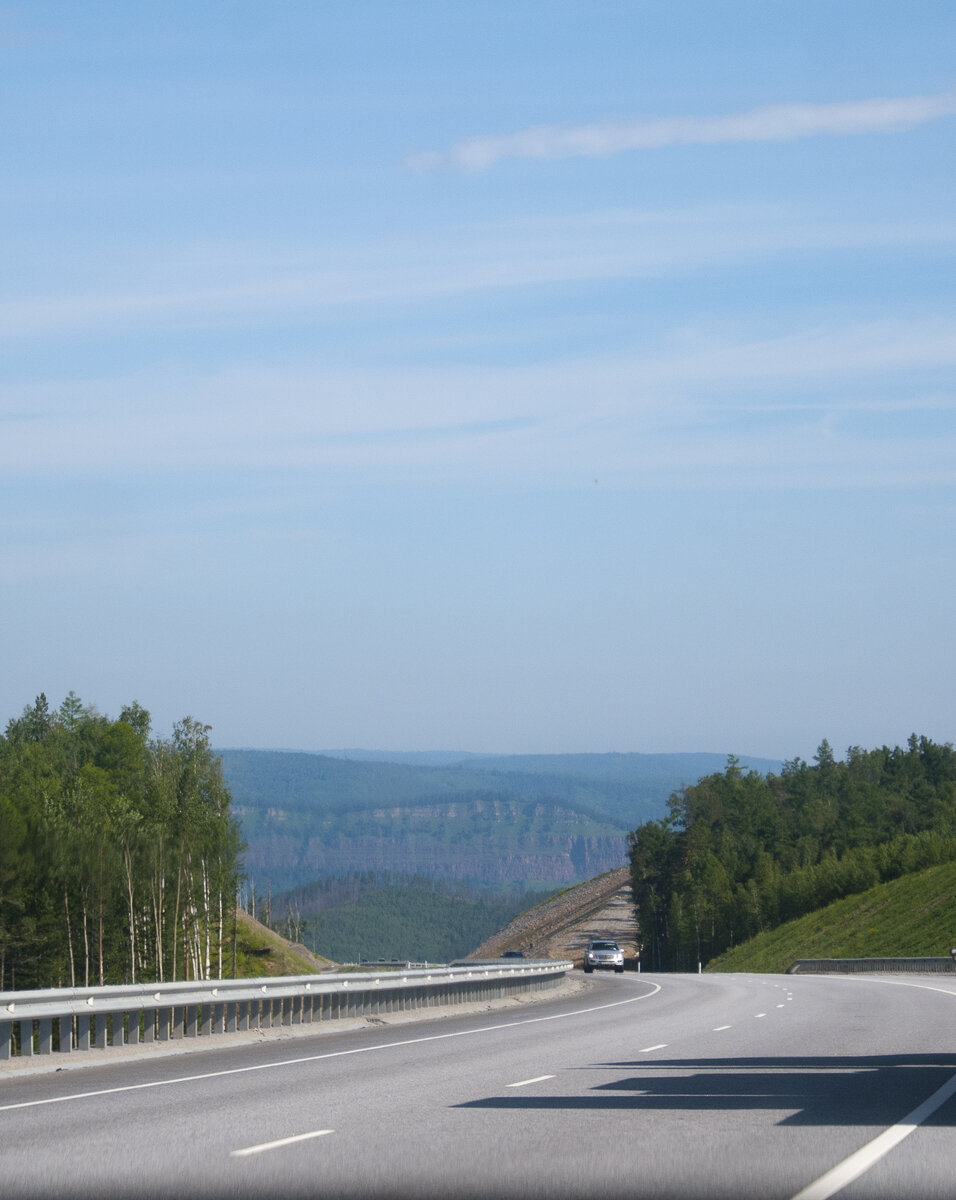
0 959 572 1060
786 957 956 975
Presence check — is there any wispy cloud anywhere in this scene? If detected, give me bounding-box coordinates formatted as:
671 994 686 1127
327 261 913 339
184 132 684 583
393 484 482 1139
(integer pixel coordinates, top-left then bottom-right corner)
3 313 955 491
412 91 956 171
3 208 955 342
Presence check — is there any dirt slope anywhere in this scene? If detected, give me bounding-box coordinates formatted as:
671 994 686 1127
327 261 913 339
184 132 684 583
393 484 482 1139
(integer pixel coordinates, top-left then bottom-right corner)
468 867 639 966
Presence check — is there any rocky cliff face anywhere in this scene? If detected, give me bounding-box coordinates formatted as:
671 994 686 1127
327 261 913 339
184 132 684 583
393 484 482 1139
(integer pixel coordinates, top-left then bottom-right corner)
244 830 627 891
239 798 628 892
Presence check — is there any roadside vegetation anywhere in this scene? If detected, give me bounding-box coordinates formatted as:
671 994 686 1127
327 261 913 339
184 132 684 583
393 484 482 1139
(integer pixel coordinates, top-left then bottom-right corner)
706 859 956 973
0 693 243 990
628 736 956 971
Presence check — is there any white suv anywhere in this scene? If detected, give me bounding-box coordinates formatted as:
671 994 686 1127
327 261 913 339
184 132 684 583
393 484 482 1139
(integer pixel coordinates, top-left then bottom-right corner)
583 938 625 973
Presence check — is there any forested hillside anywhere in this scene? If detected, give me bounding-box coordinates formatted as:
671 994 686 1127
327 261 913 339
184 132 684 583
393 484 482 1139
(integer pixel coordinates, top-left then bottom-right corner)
0 693 242 990
629 736 956 970
268 874 552 964
222 748 777 894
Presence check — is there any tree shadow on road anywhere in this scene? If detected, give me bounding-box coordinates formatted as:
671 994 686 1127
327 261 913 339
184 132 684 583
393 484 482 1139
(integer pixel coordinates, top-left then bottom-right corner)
455 1054 956 1126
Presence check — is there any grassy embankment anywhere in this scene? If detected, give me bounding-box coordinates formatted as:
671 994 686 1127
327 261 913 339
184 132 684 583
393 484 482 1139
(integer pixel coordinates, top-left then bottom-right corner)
707 859 956 974
234 909 334 976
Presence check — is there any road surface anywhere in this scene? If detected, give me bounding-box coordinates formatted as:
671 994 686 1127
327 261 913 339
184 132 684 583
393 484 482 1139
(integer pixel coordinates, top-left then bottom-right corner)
3 970 956 1199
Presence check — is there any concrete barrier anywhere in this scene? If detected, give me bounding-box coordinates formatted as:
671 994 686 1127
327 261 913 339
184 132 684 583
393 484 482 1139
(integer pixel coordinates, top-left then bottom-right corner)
0 960 572 1059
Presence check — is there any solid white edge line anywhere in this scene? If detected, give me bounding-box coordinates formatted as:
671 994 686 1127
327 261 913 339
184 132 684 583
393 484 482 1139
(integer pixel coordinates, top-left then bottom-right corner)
0 982 662 1113
506 1074 555 1088
789 1071 956 1200
231 1129 334 1157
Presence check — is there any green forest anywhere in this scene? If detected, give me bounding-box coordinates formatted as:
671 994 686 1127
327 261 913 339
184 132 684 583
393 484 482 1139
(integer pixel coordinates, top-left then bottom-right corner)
629 736 956 970
0 693 242 990
271 874 553 964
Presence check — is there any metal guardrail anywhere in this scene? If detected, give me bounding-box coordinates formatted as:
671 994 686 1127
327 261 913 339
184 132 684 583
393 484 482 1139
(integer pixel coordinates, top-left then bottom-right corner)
0 960 572 1060
786 957 956 975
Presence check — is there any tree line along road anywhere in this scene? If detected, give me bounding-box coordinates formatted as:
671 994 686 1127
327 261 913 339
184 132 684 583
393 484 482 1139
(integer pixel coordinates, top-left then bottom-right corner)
2 970 956 1199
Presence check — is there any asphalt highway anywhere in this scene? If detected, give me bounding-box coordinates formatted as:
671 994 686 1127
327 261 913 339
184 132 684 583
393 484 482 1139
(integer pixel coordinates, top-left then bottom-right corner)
3 970 956 1200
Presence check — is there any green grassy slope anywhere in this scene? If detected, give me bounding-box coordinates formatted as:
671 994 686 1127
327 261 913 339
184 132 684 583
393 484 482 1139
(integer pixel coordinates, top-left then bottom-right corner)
234 909 335 976
707 860 956 974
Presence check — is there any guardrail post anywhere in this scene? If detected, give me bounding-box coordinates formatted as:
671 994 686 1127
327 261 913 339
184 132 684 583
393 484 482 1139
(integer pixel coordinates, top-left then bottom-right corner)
185 1006 198 1037
37 1017 52 1055
19 1020 34 1056
0 1022 11 1060
95 1013 108 1049
58 1013 73 1052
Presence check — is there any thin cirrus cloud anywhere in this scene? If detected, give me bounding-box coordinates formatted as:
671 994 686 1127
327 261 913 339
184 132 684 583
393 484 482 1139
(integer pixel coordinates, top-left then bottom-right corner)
3 312 954 484
412 90 956 171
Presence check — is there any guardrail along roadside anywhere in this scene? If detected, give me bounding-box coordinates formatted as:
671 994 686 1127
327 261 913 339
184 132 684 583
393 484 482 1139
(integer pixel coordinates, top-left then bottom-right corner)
786 956 956 974
0 959 573 1060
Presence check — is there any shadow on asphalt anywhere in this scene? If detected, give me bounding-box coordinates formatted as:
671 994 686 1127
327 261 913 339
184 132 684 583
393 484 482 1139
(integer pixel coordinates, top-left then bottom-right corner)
454 1055 956 1125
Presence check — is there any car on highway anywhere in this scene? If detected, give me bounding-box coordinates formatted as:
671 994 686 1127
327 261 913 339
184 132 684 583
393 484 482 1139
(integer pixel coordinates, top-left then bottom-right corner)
583 938 625 973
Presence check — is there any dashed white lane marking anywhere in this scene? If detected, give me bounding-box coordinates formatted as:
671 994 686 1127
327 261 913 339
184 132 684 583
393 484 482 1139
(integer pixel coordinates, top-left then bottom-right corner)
231 1129 334 1157
712 1025 732 1031
754 1013 766 1018
777 1004 786 1008
506 1075 555 1088
0 983 662 1113
639 1044 668 1053
789 1071 956 1200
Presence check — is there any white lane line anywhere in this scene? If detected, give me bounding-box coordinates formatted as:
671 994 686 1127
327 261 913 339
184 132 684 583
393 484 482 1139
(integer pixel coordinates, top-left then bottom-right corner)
712 1025 732 1031
639 1044 668 1053
754 1013 767 1018
777 1004 786 1008
0 983 662 1113
231 1129 333 1158
789 1071 956 1200
506 1075 555 1088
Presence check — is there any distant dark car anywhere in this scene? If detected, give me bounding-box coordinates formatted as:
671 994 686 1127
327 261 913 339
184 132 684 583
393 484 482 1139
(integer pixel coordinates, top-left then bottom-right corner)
501 950 525 959
583 939 624 973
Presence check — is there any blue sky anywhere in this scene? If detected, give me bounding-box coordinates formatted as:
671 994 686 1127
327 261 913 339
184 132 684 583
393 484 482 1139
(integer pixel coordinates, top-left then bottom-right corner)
3 2 955 761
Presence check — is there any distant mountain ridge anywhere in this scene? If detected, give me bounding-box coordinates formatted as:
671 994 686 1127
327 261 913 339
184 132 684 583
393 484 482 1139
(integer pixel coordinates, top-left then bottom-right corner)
220 748 781 894
318 749 781 779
